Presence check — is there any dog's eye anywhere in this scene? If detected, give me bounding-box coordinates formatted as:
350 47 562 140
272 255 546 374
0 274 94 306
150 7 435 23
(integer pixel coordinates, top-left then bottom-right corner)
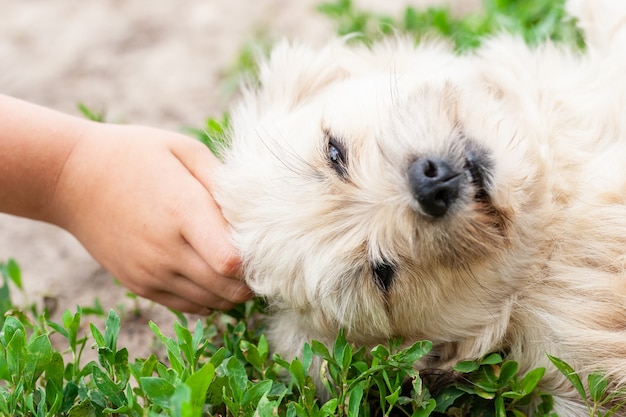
372 261 395 292
329 143 343 164
327 137 348 177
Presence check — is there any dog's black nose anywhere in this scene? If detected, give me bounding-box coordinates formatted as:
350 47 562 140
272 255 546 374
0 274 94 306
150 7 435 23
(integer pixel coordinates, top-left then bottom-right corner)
408 157 462 218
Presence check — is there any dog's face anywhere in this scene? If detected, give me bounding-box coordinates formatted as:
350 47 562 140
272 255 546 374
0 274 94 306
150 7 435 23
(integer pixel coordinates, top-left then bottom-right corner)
218 41 548 347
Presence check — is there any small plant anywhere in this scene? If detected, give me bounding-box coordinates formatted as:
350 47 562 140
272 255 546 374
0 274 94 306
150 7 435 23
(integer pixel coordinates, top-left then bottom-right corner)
0 259 22 329
444 353 555 416
183 113 231 160
548 355 626 417
0 258 548 416
317 0 584 51
4 258 626 415
77 102 107 123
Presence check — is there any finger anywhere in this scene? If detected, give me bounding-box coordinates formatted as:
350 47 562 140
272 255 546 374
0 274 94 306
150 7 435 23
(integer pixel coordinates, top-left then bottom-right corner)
149 290 234 315
175 251 253 305
170 139 243 279
179 193 243 279
122 277 211 314
131 273 242 313
169 136 222 191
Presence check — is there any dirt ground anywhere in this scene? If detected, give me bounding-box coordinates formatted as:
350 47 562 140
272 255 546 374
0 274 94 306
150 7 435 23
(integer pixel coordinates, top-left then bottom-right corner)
0 0 478 360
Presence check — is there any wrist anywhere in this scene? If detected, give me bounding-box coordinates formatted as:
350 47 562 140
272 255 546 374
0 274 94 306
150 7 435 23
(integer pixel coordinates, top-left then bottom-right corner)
44 118 102 231
0 95 92 223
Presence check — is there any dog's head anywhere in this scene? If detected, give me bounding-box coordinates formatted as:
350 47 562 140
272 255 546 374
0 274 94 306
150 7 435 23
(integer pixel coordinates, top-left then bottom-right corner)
217 39 549 348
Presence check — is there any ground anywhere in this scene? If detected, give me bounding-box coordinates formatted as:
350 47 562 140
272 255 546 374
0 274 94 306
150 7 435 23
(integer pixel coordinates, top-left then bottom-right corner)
0 0 476 361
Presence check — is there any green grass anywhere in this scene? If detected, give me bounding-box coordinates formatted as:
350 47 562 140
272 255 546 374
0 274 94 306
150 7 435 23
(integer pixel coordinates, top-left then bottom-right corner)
2 1 617 416
0 259 552 417
317 0 584 51
1 258 621 416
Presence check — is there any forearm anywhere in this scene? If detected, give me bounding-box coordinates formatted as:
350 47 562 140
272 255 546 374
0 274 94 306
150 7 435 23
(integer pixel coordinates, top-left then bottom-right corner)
0 94 89 223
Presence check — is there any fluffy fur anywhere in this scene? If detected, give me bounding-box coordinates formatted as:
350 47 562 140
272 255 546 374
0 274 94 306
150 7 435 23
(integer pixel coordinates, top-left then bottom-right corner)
215 1 626 415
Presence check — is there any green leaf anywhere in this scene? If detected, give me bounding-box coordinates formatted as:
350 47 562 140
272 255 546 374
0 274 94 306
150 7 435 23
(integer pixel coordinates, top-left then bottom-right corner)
210 347 228 369
347 383 364 416
289 357 306 391
138 354 159 378
61 381 79 413
45 351 65 396
255 394 279 417
547 355 587 403
184 362 215 408
588 372 608 403
398 340 433 364
370 344 390 361
434 387 466 412
174 321 194 366
6 327 26 382
320 398 338 415
341 342 353 371
242 380 273 408
62 310 82 352
140 377 176 409
24 334 53 386
385 386 401 407
89 323 105 348
149 321 184 375
453 359 479 373
91 366 125 407
103 309 121 352
240 339 264 370
301 341 313 373
114 347 130 386
191 320 208 362
497 361 519 385
311 340 332 361
535 393 555 416
1 315 25 345
77 103 106 122
495 394 507 417
481 353 503 365
225 357 248 402
4 259 22 290
413 397 437 417
520 367 545 395
169 383 200 417
333 330 348 369
66 399 97 416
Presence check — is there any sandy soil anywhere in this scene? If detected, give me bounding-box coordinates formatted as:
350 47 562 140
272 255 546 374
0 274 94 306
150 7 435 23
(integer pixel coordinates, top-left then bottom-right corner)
0 0 478 360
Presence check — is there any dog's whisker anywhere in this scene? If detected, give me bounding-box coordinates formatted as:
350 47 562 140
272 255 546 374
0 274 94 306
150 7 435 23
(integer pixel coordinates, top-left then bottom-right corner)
255 127 321 181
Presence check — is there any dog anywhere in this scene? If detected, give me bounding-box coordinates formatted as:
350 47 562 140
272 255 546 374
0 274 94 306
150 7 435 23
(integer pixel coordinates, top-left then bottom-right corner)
215 1 626 415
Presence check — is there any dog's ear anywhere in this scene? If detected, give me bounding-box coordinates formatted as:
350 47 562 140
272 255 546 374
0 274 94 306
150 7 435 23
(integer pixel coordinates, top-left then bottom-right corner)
253 40 349 110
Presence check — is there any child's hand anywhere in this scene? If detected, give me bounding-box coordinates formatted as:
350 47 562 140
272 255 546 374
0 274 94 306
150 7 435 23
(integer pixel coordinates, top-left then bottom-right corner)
51 122 253 313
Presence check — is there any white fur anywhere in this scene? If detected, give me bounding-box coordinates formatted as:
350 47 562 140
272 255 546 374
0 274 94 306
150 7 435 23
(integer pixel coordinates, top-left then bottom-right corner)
215 1 626 415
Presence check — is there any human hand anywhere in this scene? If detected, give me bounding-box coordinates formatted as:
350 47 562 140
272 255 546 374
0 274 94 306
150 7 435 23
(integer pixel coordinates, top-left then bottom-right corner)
50 122 253 313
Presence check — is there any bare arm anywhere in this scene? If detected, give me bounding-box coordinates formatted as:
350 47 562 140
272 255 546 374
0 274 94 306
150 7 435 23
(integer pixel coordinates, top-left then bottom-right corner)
0 94 83 221
0 94 252 313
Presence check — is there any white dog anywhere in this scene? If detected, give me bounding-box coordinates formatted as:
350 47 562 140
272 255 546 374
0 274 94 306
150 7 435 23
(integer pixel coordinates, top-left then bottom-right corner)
215 1 626 415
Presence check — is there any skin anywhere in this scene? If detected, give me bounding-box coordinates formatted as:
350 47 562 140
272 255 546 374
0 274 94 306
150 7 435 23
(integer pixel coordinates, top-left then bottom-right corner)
0 94 253 313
